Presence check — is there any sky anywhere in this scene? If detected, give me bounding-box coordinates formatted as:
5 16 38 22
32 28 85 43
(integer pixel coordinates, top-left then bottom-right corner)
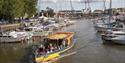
37 0 125 12
38 0 111 3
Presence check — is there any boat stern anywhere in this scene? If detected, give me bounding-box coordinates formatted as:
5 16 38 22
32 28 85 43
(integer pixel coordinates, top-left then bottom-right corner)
35 56 44 63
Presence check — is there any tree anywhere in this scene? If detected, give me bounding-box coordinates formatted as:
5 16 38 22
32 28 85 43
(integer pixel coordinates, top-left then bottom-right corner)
12 0 25 19
0 0 3 19
24 0 37 18
0 0 14 20
0 0 37 22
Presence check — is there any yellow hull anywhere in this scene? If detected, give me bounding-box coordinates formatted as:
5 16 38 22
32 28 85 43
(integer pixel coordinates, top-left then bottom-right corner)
35 32 74 63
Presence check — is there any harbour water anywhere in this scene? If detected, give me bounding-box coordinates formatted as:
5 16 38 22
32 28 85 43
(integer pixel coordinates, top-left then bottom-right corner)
1 19 125 63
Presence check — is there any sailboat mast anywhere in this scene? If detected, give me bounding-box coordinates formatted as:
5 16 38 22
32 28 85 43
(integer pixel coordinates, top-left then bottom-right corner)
103 0 106 11
85 0 87 10
87 0 90 10
69 0 74 16
109 0 112 23
109 0 112 15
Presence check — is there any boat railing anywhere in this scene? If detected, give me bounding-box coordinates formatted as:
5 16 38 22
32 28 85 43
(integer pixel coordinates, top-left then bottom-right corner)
36 38 75 57
36 46 67 58
35 41 75 58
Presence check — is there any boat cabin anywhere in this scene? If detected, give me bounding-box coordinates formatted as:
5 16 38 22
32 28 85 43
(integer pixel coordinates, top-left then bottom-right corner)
36 34 69 55
35 32 74 62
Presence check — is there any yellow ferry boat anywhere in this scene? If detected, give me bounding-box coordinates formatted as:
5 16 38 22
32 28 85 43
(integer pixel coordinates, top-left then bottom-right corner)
34 32 75 63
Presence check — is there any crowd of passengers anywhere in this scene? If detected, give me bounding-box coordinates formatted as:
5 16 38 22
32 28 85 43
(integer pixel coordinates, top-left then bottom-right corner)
36 39 68 55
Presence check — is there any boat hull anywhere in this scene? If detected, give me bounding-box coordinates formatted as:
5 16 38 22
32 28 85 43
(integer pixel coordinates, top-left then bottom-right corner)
94 26 122 32
101 35 125 44
112 40 125 44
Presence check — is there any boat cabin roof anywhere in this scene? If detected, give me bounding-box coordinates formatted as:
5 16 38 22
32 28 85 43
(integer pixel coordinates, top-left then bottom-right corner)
47 34 68 39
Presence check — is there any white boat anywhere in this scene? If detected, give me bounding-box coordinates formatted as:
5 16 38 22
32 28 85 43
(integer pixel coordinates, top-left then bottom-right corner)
9 31 33 40
101 30 125 44
94 20 123 32
67 20 76 25
111 35 125 44
49 23 60 30
25 26 52 37
0 31 32 43
59 23 66 27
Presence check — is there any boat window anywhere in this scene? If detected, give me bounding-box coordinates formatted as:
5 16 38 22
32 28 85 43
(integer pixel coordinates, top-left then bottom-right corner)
25 28 32 31
115 34 125 35
105 31 112 34
0 35 3 37
0 36 11 37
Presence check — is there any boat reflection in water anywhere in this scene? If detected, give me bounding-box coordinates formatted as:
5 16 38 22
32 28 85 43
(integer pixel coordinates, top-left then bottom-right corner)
34 32 75 63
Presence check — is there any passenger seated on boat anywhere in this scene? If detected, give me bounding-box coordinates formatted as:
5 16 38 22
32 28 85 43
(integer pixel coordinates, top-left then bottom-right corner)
40 38 68 54
46 49 50 53
37 45 46 55
48 43 54 52
63 39 68 47
63 40 66 47
53 44 58 50
58 39 63 49
37 47 43 55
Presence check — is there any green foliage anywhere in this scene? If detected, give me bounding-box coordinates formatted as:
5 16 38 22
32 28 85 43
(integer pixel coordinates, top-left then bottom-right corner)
24 0 37 18
12 0 25 18
0 0 37 21
0 0 14 20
